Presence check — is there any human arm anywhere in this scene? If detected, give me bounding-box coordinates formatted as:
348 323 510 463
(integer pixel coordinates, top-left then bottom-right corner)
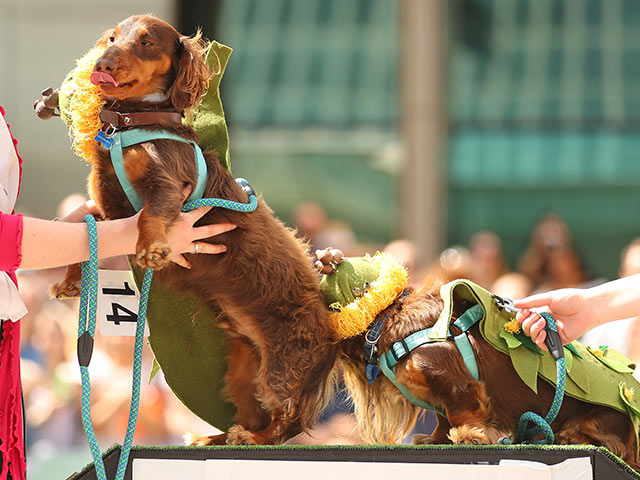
18 204 235 270
514 274 640 349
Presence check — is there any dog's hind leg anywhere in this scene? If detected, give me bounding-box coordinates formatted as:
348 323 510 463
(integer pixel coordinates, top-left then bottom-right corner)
185 336 270 446
50 262 82 299
555 408 636 467
226 341 337 445
224 336 271 431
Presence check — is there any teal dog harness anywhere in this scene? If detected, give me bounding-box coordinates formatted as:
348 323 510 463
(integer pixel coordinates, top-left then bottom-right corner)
376 304 484 413
99 127 208 212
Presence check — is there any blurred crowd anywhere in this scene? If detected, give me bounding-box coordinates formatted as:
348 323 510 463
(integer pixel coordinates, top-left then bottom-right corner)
16 197 640 461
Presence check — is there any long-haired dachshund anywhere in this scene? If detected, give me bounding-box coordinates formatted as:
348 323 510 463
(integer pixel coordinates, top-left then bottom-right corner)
335 275 639 468
49 14 337 445
308 251 638 468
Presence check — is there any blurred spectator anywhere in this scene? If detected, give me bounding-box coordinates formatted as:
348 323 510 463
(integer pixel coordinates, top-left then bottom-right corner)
492 272 532 300
535 246 589 292
314 220 359 256
518 213 593 292
619 238 640 279
293 202 328 253
579 237 640 361
468 231 508 290
518 213 572 286
384 239 428 288
56 193 89 219
427 245 472 284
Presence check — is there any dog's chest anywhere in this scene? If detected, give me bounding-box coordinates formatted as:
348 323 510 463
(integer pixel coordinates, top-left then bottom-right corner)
89 145 149 219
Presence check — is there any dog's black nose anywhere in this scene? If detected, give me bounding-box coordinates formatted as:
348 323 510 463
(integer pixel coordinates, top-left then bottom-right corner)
95 57 116 73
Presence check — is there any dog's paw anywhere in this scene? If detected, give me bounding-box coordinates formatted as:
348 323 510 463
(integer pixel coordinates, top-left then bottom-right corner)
136 241 171 270
184 433 212 446
411 434 439 445
184 432 228 446
49 279 81 299
226 425 257 445
447 425 491 445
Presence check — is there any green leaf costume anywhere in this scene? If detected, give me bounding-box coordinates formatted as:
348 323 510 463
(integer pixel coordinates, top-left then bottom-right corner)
435 280 640 435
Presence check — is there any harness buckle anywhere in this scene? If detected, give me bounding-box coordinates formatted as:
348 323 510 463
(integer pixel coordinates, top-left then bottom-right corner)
103 123 117 138
390 338 410 363
364 325 382 346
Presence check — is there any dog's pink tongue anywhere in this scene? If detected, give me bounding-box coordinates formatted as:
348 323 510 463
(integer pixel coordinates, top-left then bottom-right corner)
90 71 119 87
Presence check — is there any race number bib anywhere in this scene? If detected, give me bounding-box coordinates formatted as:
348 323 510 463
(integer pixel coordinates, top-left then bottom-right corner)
97 269 150 337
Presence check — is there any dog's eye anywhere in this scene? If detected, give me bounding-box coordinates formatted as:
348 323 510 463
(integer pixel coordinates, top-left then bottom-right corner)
109 35 115 43
140 40 151 47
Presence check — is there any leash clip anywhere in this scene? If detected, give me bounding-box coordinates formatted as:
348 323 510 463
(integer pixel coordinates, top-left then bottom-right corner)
492 294 520 314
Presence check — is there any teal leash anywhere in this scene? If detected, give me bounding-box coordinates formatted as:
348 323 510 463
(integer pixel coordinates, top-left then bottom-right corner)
77 178 257 479
77 214 105 479
511 312 567 445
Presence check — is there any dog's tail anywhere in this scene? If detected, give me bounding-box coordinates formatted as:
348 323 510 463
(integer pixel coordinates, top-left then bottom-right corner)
342 357 421 444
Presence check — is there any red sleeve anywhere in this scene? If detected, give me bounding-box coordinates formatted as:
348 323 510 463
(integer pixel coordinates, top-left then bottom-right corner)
0 105 23 198
0 212 23 273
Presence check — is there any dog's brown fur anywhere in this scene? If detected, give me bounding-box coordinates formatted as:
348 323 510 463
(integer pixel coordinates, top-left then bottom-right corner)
53 14 338 445
339 279 638 468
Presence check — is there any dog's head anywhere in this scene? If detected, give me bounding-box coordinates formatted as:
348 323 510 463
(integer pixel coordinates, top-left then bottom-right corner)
91 15 210 112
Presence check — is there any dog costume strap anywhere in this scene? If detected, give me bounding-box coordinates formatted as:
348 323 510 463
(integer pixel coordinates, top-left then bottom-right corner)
108 129 208 212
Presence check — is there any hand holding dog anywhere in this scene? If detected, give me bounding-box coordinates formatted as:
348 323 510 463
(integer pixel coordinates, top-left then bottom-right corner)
514 289 598 350
20 187 235 270
515 273 640 349
166 205 236 269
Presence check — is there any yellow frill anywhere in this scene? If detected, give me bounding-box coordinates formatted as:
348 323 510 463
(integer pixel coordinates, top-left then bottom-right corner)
64 46 106 162
329 253 408 339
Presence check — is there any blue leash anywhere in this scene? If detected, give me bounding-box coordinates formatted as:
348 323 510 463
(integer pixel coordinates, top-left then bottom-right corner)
509 312 567 445
77 178 257 479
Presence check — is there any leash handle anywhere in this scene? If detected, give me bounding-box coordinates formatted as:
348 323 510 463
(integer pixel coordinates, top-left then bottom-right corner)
542 312 564 361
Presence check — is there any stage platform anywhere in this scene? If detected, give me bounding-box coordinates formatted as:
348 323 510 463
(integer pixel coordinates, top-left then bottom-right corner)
67 444 640 480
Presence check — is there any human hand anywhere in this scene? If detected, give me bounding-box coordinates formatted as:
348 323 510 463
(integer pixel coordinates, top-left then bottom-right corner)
166 186 236 268
59 199 102 223
166 207 236 268
514 288 598 350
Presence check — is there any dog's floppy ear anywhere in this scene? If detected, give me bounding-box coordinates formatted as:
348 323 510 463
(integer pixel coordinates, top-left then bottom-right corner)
168 31 211 113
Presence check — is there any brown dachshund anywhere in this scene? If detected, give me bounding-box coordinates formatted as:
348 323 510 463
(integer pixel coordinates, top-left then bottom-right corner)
50 15 338 446
335 275 638 468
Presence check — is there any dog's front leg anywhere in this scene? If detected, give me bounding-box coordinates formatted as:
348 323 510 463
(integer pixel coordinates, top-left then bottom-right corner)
136 207 176 270
50 263 83 299
412 414 452 444
134 183 183 270
443 382 507 445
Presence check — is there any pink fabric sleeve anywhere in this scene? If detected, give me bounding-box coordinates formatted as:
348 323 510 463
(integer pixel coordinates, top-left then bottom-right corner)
0 212 23 272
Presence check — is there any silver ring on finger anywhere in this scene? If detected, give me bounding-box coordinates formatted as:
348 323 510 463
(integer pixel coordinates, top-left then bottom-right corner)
193 242 199 254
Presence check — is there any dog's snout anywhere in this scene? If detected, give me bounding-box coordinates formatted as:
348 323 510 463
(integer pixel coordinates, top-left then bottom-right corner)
95 57 116 73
